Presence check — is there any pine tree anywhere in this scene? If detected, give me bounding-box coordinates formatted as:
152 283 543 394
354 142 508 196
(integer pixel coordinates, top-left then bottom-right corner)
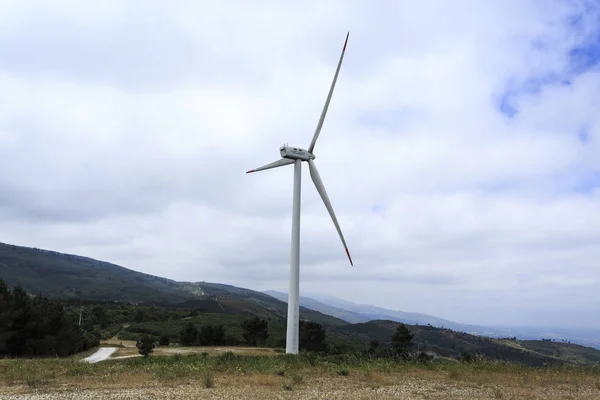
0 280 96 358
391 323 414 356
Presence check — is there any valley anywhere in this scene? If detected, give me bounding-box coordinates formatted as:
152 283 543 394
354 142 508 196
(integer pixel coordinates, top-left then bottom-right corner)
2 241 600 367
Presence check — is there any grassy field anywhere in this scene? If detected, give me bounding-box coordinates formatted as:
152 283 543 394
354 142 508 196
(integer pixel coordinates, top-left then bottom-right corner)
1 350 599 399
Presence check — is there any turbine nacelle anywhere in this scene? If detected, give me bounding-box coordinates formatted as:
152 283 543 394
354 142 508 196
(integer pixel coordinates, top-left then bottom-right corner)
280 146 315 161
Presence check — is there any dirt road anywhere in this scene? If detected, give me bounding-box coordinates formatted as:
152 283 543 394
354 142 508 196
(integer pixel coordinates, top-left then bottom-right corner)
81 347 117 363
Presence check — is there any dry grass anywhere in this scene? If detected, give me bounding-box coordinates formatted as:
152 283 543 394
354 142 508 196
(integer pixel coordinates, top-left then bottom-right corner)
102 339 280 360
1 352 599 399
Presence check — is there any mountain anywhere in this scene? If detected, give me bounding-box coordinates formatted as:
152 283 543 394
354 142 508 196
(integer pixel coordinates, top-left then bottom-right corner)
264 290 371 324
265 290 484 331
0 242 192 303
267 290 600 350
0 242 347 327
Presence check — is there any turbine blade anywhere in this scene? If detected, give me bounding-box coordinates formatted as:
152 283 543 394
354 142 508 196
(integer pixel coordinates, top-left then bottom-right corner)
308 159 353 266
246 158 294 174
308 32 349 154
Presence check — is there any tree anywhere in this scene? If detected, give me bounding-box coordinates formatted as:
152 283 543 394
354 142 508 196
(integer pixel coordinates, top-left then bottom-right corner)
134 309 145 322
0 280 96 358
91 306 109 328
241 317 269 346
179 322 198 346
198 324 226 345
368 339 379 355
299 321 326 352
158 335 170 347
136 334 155 357
391 323 414 357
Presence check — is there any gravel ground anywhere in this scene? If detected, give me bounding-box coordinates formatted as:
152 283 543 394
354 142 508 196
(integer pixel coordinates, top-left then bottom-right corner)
1 377 599 399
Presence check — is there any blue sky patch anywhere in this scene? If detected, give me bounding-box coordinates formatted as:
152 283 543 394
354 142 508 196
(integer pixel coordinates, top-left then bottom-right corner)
572 171 600 194
578 127 591 143
371 204 384 214
497 10 599 119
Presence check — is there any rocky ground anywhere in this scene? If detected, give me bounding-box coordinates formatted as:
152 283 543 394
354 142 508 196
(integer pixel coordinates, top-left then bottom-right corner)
1 375 599 399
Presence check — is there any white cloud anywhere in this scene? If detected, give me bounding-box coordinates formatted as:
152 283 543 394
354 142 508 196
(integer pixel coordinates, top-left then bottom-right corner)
0 0 599 329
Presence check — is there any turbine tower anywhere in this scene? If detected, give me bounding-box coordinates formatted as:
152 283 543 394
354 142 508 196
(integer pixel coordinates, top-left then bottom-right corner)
246 32 352 354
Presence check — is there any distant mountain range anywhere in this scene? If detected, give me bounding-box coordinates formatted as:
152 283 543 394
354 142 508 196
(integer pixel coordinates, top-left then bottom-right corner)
264 290 600 350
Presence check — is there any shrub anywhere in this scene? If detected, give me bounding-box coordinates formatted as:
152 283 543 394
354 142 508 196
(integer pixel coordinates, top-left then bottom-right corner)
202 370 214 388
299 321 326 352
179 323 198 346
158 335 170 347
241 317 269 346
136 334 155 357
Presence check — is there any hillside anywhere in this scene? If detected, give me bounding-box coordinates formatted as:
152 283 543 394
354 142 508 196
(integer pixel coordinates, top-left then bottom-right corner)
0 242 192 303
276 290 491 333
3 241 600 367
0 242 346 327
269 290 600 350
506 339 600 365
264 290 371 323
330 320 600 367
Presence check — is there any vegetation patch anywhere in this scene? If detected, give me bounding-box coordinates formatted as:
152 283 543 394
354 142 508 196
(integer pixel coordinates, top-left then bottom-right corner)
0 280 98 358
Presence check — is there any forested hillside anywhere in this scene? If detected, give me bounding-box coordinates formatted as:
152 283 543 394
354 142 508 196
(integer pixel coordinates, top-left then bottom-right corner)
0 280 98 357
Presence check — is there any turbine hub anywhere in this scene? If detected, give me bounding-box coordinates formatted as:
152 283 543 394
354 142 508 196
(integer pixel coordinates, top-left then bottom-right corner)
280 146 314 161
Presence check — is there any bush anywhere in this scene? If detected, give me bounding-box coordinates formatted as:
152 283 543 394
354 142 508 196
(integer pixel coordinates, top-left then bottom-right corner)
117 331 139 341
241 317 269 346
459 351 483 363
80 330 100 351
202 370 214 388
299 321 326 352
158 335 170 347
198 324 226 345
136 334 155 357
179 323 198 346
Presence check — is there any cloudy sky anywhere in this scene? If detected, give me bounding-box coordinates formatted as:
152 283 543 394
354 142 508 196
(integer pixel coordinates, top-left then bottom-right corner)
1 0 599 329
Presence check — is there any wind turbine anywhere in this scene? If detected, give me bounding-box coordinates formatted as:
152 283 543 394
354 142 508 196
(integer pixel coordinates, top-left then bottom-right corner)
246 32 352 354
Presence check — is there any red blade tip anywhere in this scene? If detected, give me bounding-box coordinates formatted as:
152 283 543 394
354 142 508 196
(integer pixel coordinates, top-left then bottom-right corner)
246 170 255 174
345 247 353 266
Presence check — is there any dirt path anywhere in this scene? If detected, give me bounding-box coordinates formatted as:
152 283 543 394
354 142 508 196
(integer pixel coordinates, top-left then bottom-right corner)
81 347 117 363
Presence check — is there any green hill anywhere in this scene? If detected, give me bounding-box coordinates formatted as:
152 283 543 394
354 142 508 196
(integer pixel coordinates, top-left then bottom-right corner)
0 242 346 327
0 242 191 302
330 320 600 366
503 339 600 365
